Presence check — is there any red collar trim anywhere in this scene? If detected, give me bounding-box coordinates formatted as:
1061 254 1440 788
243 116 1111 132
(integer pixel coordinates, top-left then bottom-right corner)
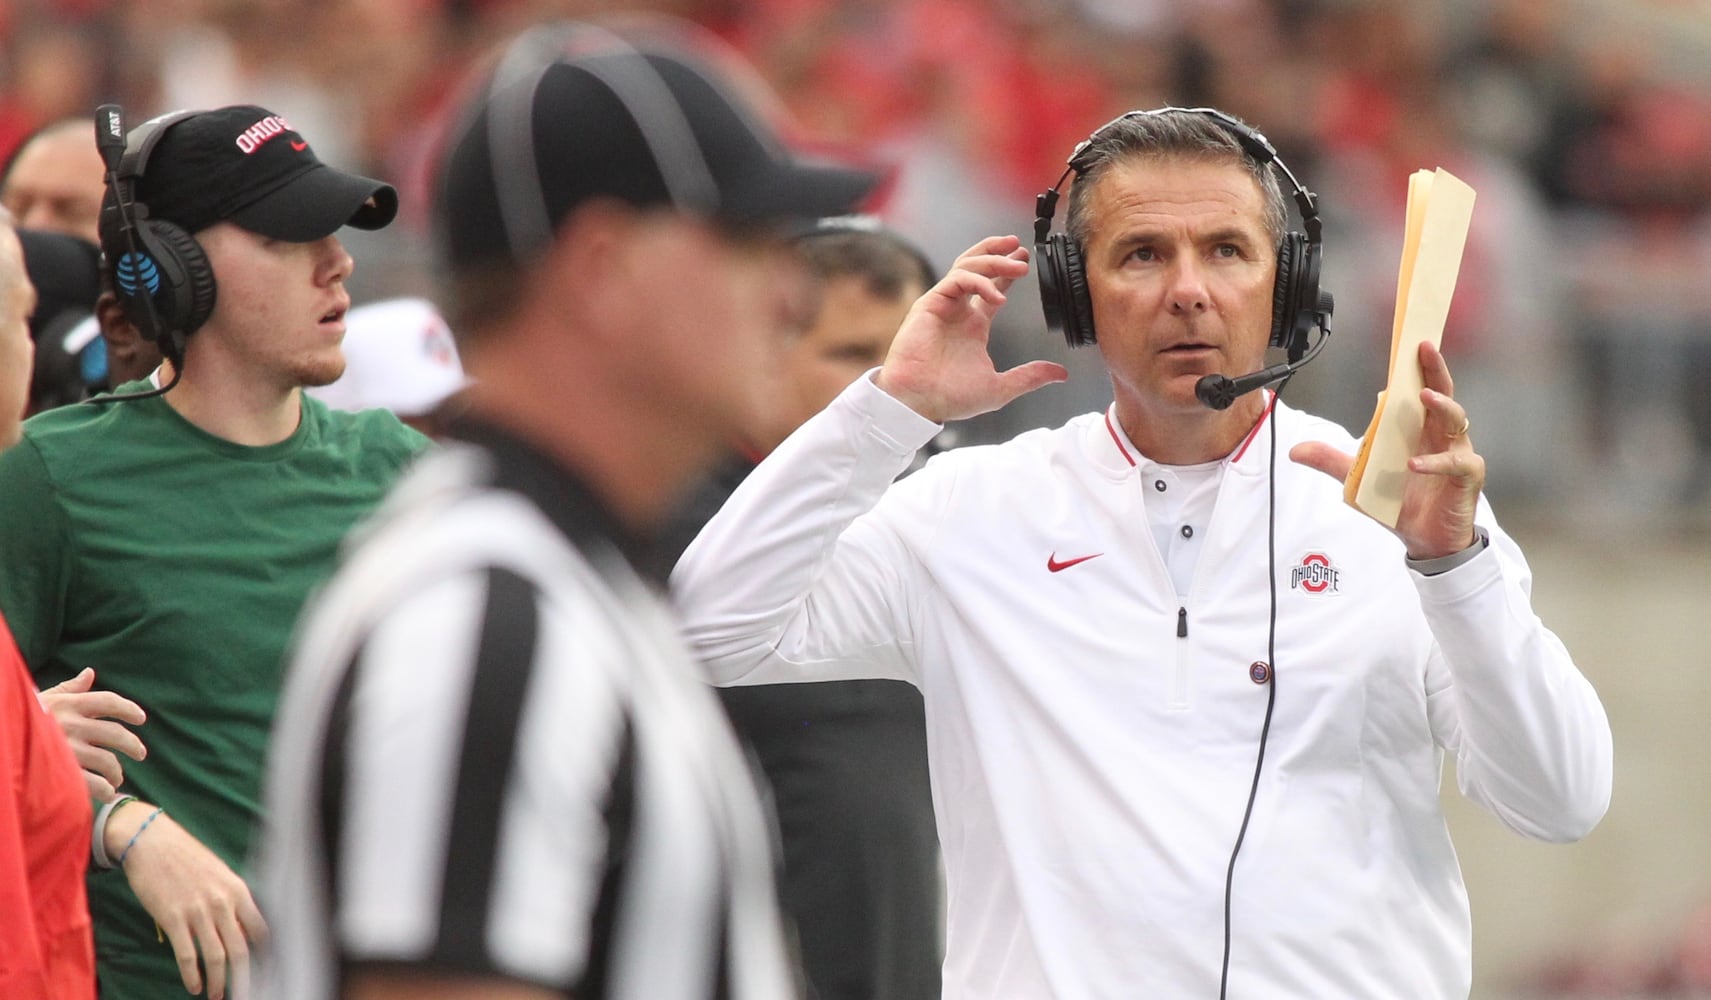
1230 390 1277 464
1103 408 1136 467
1105 392 1276 468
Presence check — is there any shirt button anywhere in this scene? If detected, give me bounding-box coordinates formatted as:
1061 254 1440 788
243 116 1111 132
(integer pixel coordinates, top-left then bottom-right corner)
1154 479 1167 492
1180 525 1194 539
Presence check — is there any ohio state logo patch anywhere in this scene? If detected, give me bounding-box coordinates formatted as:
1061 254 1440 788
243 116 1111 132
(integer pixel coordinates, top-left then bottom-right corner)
1290 552 1341 594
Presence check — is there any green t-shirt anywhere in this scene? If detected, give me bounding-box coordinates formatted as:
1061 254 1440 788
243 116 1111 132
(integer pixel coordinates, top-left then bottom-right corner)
0 386 427 997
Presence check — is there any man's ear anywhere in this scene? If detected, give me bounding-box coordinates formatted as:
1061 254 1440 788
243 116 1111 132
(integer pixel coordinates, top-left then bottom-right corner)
534 198 634 346
96 291 164 384
94 290 131 343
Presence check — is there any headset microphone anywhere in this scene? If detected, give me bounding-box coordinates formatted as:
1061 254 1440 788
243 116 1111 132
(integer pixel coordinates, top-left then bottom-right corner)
1195 366 1294 412
1194 300 1334 410
96 105 126 172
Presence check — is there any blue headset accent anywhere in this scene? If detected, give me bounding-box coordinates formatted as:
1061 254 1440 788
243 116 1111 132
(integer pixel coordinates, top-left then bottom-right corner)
115 251 162 298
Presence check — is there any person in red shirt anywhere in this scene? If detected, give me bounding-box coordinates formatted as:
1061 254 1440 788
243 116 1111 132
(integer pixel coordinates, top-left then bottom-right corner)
0 208 94 999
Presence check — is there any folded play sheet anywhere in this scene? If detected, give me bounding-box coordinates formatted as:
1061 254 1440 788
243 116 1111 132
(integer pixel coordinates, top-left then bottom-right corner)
1344 168 1477 527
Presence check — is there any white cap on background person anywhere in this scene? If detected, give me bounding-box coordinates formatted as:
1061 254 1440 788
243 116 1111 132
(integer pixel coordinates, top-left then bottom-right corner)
306 297 468 417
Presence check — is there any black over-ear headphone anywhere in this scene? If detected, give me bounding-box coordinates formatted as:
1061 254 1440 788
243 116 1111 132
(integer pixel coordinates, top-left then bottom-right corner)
1033 107 1331 362
95 105 218 362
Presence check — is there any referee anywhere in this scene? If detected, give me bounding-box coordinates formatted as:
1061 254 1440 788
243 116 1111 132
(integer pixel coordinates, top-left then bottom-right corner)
254 18 877 1000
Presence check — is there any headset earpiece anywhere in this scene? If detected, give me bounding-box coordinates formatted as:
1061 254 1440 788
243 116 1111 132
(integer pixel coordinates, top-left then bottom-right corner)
1268 234 1295 354
1273 227 1332 366
109 215 216 360
1036 231 1096 348
1270 231 1325 363
97 108 219 359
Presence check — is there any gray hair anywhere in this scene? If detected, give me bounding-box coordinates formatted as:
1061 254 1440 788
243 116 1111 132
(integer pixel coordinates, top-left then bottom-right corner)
1063 109 1287 249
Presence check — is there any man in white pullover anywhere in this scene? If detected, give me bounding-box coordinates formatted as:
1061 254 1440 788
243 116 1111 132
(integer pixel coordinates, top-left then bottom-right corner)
672 107 1612 999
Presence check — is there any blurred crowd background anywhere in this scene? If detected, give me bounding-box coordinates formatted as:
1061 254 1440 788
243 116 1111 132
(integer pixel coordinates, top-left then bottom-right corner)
4 0 1710 996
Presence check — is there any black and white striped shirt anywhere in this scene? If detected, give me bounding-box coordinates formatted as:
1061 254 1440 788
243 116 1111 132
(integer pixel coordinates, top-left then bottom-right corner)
256 423 795 1000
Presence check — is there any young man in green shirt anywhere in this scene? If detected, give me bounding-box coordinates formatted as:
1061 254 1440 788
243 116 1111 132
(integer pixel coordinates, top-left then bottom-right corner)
0 105 427 1000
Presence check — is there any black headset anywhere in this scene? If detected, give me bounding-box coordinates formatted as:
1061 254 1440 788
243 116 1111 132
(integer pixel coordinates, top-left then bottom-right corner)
1033 107 1330 362
95 106 219 363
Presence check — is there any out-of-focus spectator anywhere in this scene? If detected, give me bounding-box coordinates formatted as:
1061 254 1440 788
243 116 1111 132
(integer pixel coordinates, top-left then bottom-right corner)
1 119 107 242
1543 27 1711 512
4 115 166 403
6 117 164 406
1440 0 1577 173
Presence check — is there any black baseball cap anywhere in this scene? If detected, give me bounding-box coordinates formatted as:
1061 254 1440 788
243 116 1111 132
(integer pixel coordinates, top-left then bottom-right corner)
18 229 101 336
435 24 882 273
130 105 397 241
17 229 102 407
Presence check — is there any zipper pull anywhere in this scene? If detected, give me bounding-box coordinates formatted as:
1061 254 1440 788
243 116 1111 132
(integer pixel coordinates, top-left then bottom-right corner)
1177 606 1188 638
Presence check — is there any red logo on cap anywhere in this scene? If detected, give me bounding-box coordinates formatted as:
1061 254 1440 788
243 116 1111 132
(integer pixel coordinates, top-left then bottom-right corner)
235 115 296 155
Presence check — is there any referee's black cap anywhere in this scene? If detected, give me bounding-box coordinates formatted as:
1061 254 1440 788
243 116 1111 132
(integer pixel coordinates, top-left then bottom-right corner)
434 19 882 274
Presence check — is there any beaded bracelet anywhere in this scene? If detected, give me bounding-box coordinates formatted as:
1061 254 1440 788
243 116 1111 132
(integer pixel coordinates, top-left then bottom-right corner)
92 794 137 869
117 807 166 868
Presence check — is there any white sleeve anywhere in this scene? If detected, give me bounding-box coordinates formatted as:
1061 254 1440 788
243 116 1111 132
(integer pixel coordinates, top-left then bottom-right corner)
671 373 944 687
1420 515 1613 843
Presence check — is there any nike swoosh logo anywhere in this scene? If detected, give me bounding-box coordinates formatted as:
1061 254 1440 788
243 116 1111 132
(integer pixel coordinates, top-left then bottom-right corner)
1047 552 1103 573
290 140 308 151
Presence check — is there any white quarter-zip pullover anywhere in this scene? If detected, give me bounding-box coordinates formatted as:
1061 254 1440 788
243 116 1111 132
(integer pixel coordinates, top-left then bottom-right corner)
674 375 1612 1000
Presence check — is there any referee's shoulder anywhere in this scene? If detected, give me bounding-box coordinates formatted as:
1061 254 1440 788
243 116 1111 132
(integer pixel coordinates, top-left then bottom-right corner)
338 460 579 608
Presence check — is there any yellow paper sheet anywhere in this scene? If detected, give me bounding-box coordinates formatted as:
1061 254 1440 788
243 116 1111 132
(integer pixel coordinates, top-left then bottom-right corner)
1344 168 1476 527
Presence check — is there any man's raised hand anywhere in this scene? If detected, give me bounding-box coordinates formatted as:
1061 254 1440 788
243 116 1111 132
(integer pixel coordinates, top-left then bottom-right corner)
875 235 1067 423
